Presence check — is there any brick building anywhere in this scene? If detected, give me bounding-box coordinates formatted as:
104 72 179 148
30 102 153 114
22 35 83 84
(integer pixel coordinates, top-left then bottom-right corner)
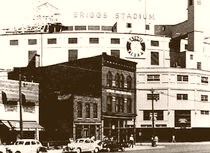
8 53 137 142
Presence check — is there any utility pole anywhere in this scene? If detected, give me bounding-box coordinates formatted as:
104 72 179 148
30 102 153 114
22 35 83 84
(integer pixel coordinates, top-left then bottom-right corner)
151 88 156 147
19 72 23 138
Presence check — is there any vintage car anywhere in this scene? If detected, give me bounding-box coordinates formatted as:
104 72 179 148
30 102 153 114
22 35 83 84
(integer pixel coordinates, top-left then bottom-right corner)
62 138 100 153
5 139 47 153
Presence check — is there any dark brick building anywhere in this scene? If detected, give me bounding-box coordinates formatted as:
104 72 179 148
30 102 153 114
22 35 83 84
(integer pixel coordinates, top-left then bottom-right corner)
8 53 137 142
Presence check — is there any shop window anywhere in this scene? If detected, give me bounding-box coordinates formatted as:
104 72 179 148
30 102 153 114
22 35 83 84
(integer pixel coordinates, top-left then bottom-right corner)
10 40 18 45
77 102 82 118
107 71 112 87
177 94 188 100
93 103 97 118
101 26 112 31
151 52 159 65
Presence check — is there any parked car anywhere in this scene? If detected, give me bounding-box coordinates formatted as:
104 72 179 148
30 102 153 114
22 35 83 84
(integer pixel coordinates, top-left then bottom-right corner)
5 139 47 153
62 138 100 153
100 140 125 152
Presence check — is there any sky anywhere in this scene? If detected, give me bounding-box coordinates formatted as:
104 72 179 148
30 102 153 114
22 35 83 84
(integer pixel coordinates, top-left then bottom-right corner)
0 0 189 28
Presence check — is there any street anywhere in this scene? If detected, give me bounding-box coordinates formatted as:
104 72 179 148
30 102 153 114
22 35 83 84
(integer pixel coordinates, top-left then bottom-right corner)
48 143 210 153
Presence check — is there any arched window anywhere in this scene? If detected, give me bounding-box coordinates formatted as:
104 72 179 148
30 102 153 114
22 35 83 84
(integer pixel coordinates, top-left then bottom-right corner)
127 75 132 89
107 71 113 87
119 74 124 88
115 73 120 88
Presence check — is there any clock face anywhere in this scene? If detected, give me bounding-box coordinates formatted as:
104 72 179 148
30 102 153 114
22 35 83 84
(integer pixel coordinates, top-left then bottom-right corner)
126 36 146 57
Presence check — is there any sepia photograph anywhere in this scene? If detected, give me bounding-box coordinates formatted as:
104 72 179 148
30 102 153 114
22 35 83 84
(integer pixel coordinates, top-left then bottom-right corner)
0 0 210 153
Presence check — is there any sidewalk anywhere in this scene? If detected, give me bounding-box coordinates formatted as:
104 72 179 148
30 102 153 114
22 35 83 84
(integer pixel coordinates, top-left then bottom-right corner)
125 145 165 151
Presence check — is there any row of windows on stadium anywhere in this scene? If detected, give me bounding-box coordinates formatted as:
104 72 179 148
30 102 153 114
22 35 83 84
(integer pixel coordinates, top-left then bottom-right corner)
77 97 133 118
9 38 160 46
143 110 209 121
147 75 209 83
146 93 208 101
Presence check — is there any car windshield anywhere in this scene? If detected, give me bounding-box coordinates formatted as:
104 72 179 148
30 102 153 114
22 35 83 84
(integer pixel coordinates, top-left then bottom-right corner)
14 141 24 145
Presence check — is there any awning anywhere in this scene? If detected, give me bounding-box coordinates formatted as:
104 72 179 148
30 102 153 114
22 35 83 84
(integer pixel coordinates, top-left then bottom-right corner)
1 120 44 131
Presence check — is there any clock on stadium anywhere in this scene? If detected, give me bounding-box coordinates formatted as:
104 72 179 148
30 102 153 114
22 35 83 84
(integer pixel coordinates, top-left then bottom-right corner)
126 36 145 57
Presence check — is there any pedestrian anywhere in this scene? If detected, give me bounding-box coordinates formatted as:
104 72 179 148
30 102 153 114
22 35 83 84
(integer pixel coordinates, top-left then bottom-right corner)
172 135 176 143
129 134 134 148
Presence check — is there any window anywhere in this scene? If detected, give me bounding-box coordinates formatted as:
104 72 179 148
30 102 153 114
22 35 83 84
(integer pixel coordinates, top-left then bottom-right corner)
147 75 160 81
47 38 56 44
68 38 78 44
107 96 112 112
111 38 120 44
111 50 120 58
88 26 100 30
201 95 208 102
107 71 112 87
28 39 37 45
177 75 188 82
85 103 90 118
127 75 132 89
185 44 188 50
115 73 120 88
10 40 18 45
143 110 163 120
177 94 188 100
189 0 193 5
75 26 86 30
77 102 82 118
126 23 132 28
151 40 159 46
115 97 119 112
201 110 209 115
89 38 99 44
201 76 208 83
147 94 159 101
68 50 78 61
93 103 97 118
119 74 124 88
197 62 201 70
145 24 150 30
151 52 159 65
127 98 132 113
190 54 193 60
101 26 112 31
119 97 124 113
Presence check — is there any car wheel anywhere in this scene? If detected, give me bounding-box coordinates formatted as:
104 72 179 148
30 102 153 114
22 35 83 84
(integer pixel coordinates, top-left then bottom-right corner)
94 147 99 153
15 151 21 153
76 148 81 153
